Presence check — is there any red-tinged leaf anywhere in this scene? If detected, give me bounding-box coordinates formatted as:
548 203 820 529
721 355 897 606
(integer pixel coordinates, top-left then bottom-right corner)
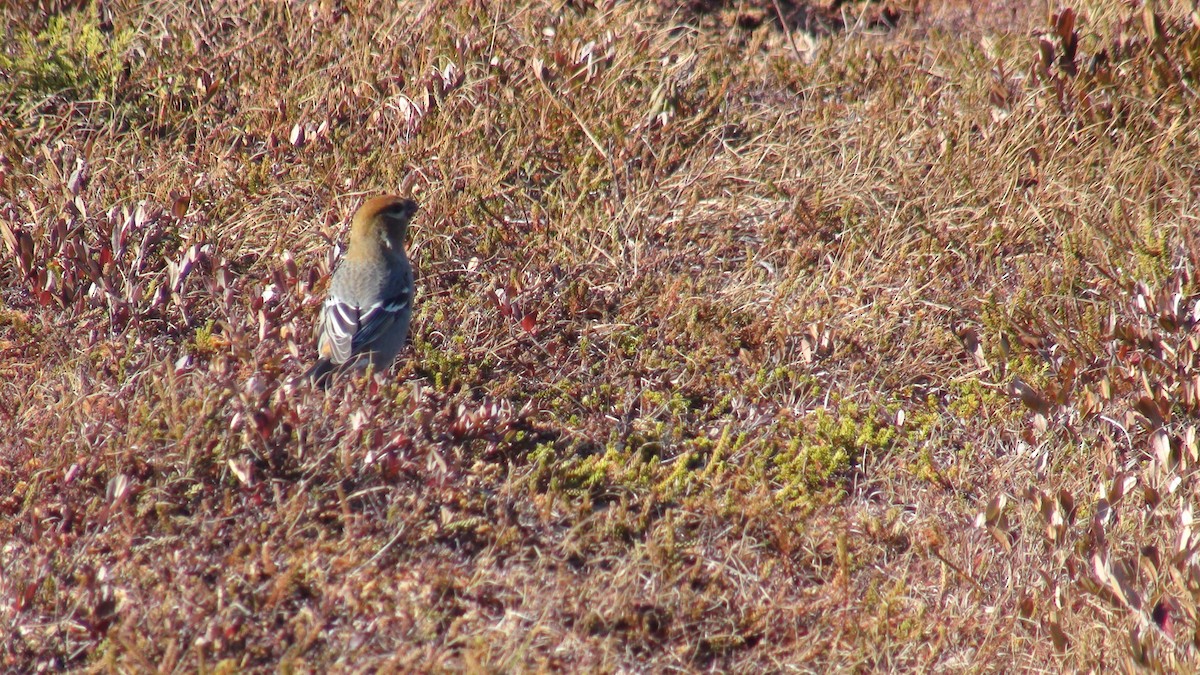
376 450 402 481
1016 594 1035 619
1047 619 1068 652
106 474 131 505
171 193 191 218
490 288 511 316
253 410 275 438
1135 396 1165 428
384 432 411 453
955 325 987 368
1151 428 1172 467
520 312 537 334
987 525 1013 552
1058 490 1075 524
282 250 298 280
1055 9 1073 42
1141 546 1161 578
18 581 39 612
229 458 254 487
1038 38 1055 69
1153 598 1176 638
1144 485 1161 510
1010 378 1051 414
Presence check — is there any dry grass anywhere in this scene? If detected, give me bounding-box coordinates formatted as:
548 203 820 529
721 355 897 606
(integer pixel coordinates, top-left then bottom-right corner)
5 0 1200 671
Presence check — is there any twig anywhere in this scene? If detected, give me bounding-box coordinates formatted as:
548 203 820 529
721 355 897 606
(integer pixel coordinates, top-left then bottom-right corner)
772 0 803 62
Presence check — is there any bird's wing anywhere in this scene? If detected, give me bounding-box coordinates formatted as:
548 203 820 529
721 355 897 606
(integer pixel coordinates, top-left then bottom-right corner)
350 285 411 354
318 295 360 365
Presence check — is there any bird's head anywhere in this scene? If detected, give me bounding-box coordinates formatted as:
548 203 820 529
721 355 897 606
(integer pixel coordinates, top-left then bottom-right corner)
349 195 418 256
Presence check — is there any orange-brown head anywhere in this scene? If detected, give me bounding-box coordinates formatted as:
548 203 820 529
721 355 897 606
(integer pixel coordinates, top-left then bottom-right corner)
346 195 418 261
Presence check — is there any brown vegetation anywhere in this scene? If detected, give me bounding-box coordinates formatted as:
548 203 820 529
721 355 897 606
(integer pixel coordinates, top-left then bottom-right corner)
5 0 1200 670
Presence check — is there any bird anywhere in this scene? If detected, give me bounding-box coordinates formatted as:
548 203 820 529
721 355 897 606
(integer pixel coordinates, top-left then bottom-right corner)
305 195 418 387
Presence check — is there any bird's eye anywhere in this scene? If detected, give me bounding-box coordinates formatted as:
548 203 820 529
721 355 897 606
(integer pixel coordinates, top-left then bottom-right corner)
385 200 417 218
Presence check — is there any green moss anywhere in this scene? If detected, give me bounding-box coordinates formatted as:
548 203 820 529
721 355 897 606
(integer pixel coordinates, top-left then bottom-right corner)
1131 211 1171 282
0 5 138 115
189 320 220 358
419 342 477 391
759 399 897 509
945 378 1011 423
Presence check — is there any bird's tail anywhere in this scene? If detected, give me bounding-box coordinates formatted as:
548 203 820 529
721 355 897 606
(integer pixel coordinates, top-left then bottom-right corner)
303 358 336 389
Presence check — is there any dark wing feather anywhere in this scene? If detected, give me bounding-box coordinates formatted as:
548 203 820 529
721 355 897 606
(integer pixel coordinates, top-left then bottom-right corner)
350 288 411 354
